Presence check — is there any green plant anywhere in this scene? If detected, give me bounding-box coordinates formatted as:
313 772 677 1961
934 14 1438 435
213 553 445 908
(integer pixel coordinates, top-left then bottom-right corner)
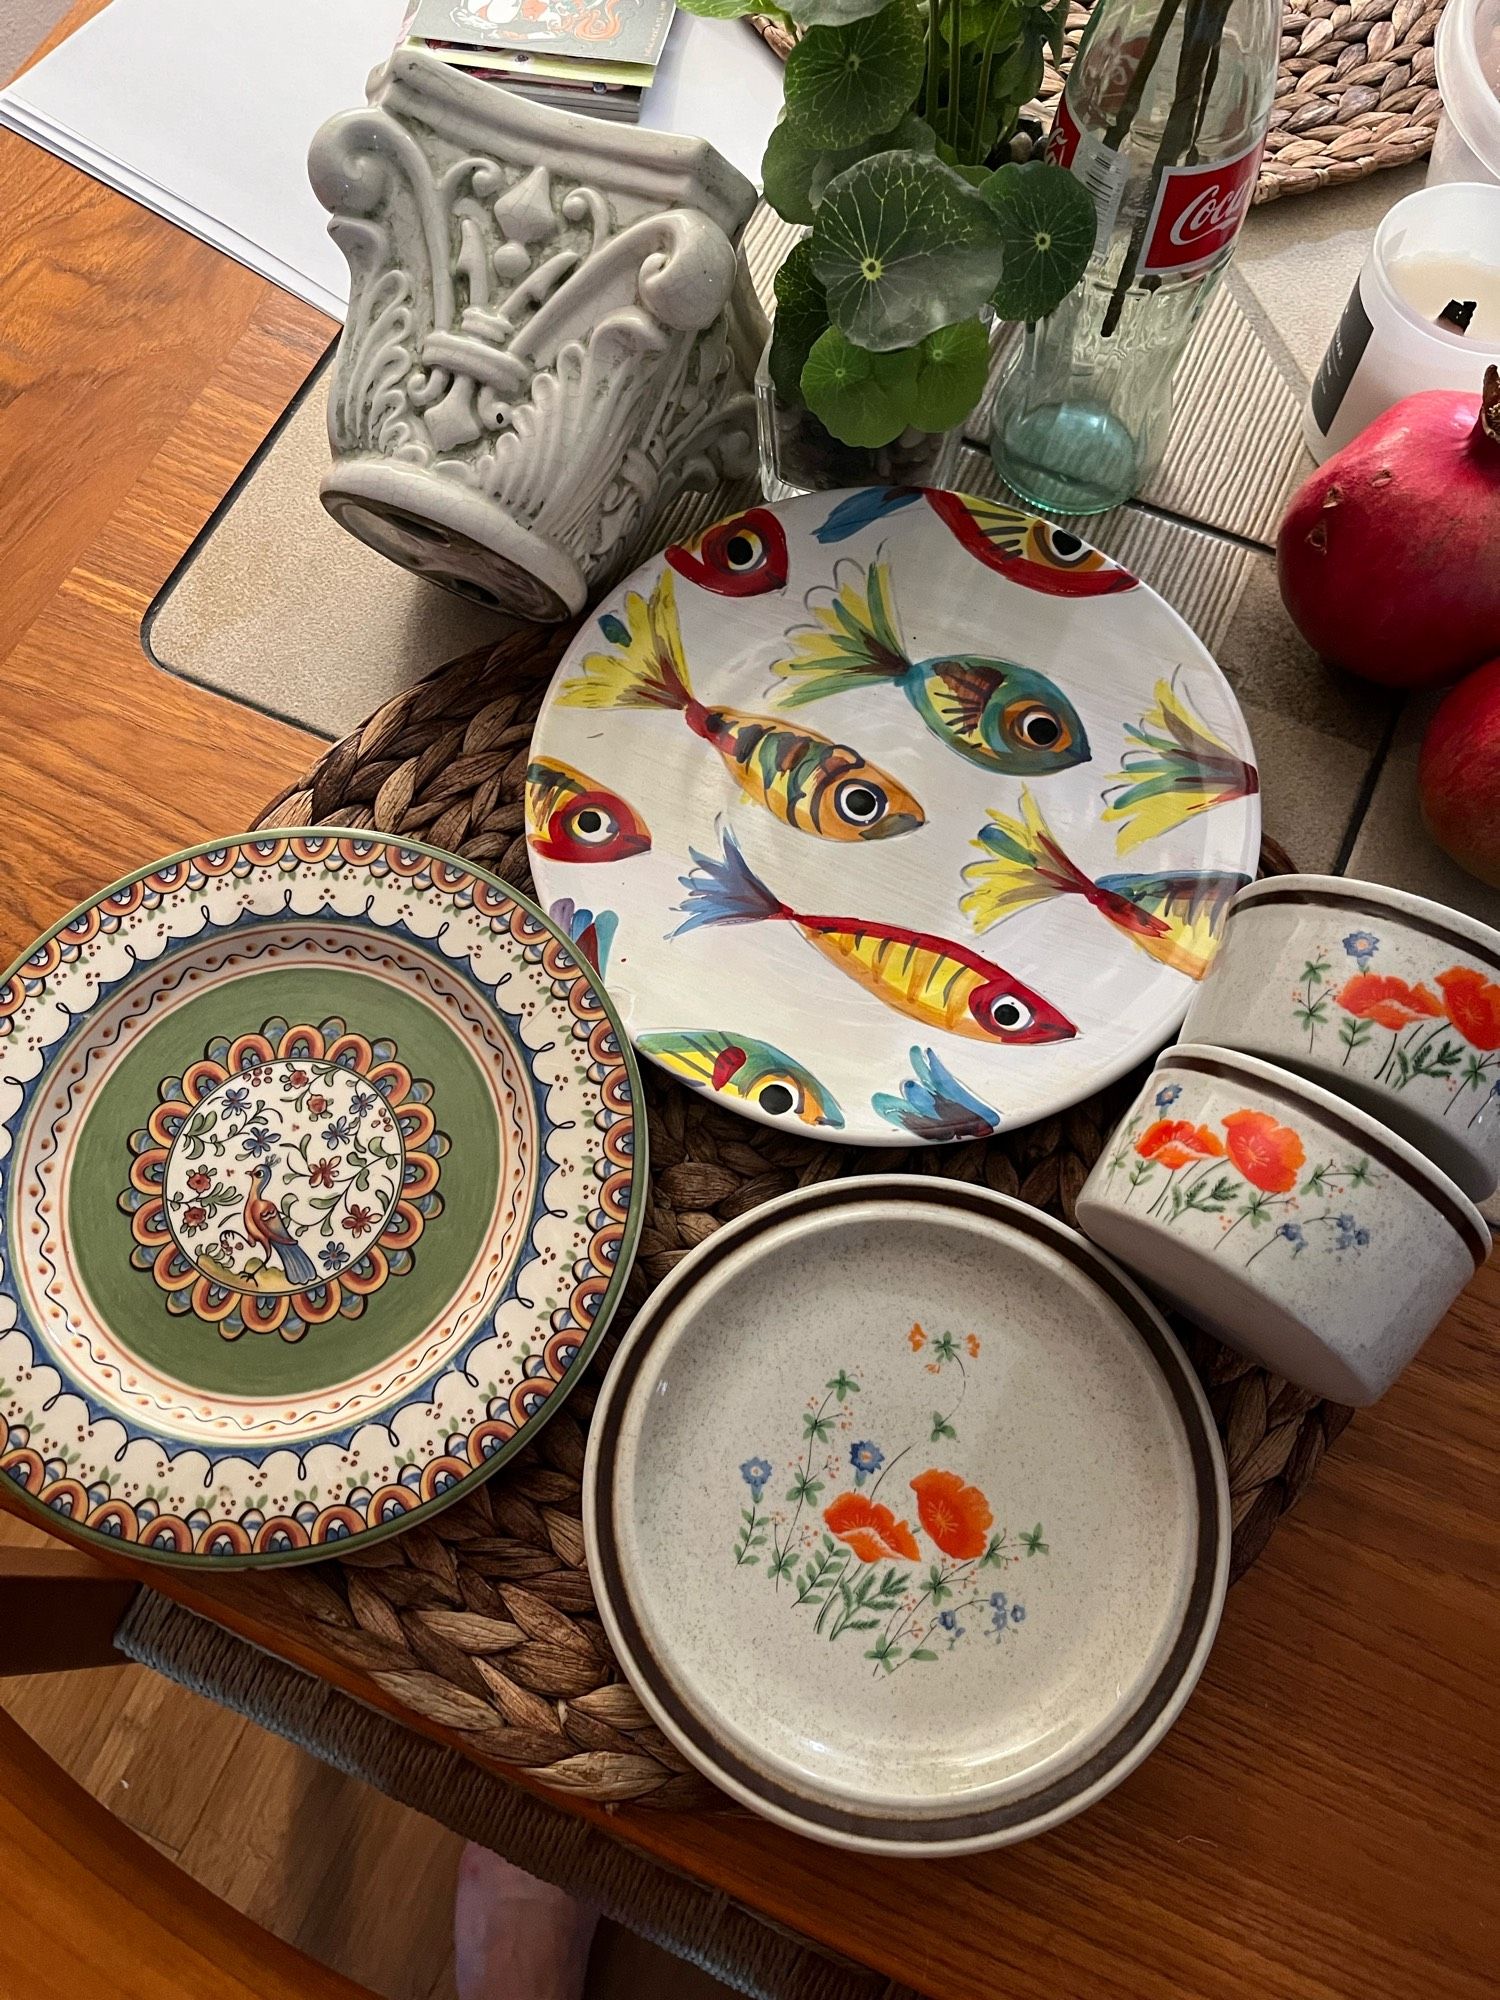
681 0 1094 445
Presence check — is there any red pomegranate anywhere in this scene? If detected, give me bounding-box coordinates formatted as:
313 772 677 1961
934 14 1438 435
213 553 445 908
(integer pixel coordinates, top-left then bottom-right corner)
1277 367 1500 688
1419 655 1500 887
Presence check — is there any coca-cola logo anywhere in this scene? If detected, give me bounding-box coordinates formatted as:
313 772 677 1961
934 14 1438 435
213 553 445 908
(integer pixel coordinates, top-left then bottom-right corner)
1169 177 1256 247
1143 137 1264 273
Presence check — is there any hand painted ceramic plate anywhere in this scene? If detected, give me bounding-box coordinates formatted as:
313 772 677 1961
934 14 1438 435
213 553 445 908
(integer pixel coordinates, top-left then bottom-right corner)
584 1176 1229 1854
527 488 1260 1146
0 831 643 1568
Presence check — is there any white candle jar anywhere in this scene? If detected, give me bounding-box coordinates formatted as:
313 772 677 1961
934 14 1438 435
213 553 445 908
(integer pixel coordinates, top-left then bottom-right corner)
1303 180 1500 462
310 51 767 620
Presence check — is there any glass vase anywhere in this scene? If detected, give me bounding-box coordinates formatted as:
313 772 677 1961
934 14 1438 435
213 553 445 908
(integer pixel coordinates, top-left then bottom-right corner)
755 344 960 501
988 270 1211 515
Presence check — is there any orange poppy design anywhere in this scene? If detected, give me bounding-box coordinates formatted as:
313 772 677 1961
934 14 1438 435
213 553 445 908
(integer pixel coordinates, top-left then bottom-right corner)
1336 972 1444 1032
1135 1118 1225 1172
910 1468 993 1561
1436 966 1500 1051
965 1333 981 1358
1222 1109 1305 1194
907 1322 927 1351
823 1491 921 1564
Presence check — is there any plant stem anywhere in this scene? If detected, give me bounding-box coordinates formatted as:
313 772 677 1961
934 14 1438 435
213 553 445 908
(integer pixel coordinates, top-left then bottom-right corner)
974 2 1009 140
1099 0 1232 339
867 1440 912 1500
947 0 964 152
925 0 940 125
1102 0 1185 150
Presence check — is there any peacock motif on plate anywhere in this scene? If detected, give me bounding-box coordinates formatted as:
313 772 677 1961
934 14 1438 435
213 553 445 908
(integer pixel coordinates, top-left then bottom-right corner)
121 1019 447 1343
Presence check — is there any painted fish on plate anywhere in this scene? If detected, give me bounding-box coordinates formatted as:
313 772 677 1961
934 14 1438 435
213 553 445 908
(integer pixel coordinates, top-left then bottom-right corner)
665 505 790 597
638 1029 845 1129
562 571 926 843
674 826 1077 1046
873 1046 1001 1141
815 488 1138 599
1103 678 1260 854
962 789 1251 980
772 557 1090 776
548 898 618 977
525 756 652 864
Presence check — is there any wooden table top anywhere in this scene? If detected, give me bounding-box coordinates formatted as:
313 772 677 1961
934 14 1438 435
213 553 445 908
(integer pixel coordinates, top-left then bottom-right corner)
1 12 1496 1996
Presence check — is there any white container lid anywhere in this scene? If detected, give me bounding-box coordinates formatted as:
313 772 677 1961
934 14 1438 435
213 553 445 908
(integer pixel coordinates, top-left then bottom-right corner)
1433 0 1500 184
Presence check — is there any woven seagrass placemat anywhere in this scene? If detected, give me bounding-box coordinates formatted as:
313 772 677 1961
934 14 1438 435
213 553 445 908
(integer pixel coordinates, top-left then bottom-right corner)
754 0 1448 203
219 620 1352 1813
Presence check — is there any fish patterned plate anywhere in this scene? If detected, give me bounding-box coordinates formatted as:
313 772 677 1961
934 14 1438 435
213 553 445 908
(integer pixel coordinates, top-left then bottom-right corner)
0 832 643 1567
584 1177 1230 1854
527 487 1261 1145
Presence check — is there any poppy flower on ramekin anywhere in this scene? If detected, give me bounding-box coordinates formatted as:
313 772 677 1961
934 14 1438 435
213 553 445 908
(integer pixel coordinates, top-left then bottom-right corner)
1135 1118 1225 1171
823 1491 921 1564
1336 972 1443 1031
1436 966 1500 1051
910 1468 993 1561
1222 1109 1306 1194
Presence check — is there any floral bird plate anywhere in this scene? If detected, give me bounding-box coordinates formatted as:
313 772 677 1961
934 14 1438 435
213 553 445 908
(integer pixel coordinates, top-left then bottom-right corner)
0 832 643 1567
584 1176 1229 1854
527 487 1260 1145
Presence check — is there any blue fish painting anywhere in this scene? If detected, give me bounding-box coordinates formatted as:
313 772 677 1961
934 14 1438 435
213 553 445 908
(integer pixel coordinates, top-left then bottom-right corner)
873 1046 1001 1142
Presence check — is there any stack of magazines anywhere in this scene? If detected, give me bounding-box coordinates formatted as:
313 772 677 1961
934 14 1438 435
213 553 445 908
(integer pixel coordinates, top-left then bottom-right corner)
403 0 678 123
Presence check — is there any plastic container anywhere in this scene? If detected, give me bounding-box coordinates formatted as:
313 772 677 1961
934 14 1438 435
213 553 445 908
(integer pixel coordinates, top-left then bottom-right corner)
1429 0 1500 187
1302 179 1500 460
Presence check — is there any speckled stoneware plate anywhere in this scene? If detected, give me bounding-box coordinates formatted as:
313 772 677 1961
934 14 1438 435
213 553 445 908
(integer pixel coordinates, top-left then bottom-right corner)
528 488 1260 1146
0 831 643 1567
584 1176 1230 1854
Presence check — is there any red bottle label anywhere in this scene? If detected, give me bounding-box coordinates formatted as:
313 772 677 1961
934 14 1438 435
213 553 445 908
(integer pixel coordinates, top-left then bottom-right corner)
1139 136 1264 272
1047 95 1082 168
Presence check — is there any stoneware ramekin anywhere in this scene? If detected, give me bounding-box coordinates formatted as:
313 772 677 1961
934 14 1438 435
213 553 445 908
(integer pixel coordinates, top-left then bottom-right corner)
1075 1044 1490 1404
1180 874 1500 1202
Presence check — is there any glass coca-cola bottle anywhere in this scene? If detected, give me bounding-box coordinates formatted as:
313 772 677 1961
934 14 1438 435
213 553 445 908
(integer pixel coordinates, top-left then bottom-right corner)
990 0 1279 514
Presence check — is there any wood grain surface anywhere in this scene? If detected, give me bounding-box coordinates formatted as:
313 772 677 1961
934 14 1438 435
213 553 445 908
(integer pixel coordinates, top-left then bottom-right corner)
0 1702 380 1999
0 24 1495 1998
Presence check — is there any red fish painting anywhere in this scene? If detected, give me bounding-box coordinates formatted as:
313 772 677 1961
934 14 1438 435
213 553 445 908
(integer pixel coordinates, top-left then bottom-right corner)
674 825 1077 1046
524 756 651 864
665 507 790 597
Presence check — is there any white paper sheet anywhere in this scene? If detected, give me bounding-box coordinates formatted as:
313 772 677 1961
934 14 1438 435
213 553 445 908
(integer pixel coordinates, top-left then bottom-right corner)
0 0 781 322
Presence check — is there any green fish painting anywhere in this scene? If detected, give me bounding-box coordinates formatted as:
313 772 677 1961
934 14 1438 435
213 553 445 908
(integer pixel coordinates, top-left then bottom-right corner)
771 555 1090 776
637 1029 845 1130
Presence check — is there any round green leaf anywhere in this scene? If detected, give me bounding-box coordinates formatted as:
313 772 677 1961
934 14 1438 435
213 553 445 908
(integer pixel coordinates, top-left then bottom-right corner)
877 316 990 432
674 0 760 15
768 238 830 405
807 111 935 208
801 326 905 446
811 148 1007 351
784 0 892 23
783 5 925 149
981 160 1097 322
762 118 824 226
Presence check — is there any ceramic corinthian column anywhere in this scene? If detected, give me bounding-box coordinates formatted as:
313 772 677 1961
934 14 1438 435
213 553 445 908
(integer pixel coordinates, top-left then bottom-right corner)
309 52 767 620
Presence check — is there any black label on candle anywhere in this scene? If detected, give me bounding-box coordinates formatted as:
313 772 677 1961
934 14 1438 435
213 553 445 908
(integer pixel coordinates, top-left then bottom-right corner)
1309 280 1375 437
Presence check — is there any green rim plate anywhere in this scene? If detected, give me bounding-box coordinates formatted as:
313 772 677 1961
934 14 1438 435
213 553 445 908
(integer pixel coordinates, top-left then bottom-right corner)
0 830 645 1568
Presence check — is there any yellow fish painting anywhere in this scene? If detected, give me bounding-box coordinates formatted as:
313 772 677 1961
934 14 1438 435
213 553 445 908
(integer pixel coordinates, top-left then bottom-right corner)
1103 678 1259 854
962 788 1250 981
561 570 925 842
674 825 1077 1045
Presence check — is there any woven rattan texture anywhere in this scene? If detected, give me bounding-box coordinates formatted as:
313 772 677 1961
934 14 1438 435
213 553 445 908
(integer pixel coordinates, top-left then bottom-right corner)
753 0 1447 203
242 625 1352 1811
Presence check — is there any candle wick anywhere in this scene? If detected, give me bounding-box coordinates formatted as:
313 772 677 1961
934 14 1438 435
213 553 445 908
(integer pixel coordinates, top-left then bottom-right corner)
1438 298 1478 335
